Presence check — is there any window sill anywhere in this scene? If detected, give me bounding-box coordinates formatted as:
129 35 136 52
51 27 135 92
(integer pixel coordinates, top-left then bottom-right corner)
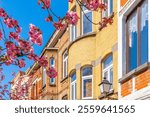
49 84 56 87
60 76 68 83
119 62 149 83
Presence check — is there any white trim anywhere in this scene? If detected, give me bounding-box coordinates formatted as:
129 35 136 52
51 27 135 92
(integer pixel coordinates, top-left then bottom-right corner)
63 50 68 78
70 80 77 100
82 75 93 100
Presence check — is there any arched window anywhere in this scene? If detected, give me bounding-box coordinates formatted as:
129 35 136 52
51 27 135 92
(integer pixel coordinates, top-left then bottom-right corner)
70 72 76 100
82 66 93 99
102 55 113 89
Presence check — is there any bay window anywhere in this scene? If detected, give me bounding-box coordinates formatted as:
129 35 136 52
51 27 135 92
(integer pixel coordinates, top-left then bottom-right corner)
126 0 148 72
82 67 93 99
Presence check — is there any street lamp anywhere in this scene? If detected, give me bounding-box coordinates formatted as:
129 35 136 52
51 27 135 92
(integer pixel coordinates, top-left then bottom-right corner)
99 77 112 94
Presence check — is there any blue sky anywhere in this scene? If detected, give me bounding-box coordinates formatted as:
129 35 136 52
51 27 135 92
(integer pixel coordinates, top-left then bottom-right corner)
0 0 68 93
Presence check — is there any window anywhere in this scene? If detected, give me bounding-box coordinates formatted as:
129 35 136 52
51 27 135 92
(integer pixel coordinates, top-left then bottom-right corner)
126 0 148 72
102 0 113 18
82 6 92 35
50 58 55 68
102 55 113 89
50 58 55 85
82 67 93 99
42 67 46 88
70 8 77 41
63 50 68 78
70 72 76 100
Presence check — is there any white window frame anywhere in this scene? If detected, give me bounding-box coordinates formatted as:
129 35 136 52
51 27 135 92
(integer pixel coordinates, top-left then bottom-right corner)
82 75 93 99
102 0 113 18
81 7 93 35
70 79 77 100
50 57 55 68
63 50 68 78
102 59 113 90
42 67 46 88
70 24 77 41
50 78 55 85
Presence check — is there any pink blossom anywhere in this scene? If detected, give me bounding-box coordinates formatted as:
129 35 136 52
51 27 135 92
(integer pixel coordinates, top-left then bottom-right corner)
29 24 43 46
9 32 20 41
0 29 2 40
38 0 50 9
46 67 57 78
4 17 18 28
18 59 26 68
85 0 100 10
0 8 7 17
18 40 31 53
38 56 48 67
53 21 66 30
68 0 73 3
66 11 79 25
5 59 14 66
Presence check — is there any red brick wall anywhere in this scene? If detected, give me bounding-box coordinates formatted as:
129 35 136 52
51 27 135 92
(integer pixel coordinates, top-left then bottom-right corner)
135 70 150 90
121 79 132 97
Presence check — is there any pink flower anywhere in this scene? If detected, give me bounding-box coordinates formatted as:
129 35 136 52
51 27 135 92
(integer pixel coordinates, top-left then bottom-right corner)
18 40 31 53
18 59 26 68
38 0 50 9
66 11 79 25
4 17 18 28
53 21 66 30
38 56 48 67
68 0 73 3
46 67 57 78
85 0 100 10
0 8 7 18
9 32 20 41
0 29 2 40
5 59 14 66
29 24 43 46
16 26 22 33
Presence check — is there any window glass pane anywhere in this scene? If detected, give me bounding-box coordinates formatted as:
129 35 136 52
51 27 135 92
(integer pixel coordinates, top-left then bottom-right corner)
102 0 108 18
71 72 76 82
103 55 112 69
109 0 113 15
82 67 92 76
140 0 148 65
50 78 55 85
83 12 92 34
104 71 108 79
83 79 92 98
128 11 138 71
50 58 54 67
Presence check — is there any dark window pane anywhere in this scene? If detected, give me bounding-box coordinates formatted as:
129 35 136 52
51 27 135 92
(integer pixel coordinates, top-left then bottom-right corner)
82 67 92 76
83 12 92 34
71 72 76 82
